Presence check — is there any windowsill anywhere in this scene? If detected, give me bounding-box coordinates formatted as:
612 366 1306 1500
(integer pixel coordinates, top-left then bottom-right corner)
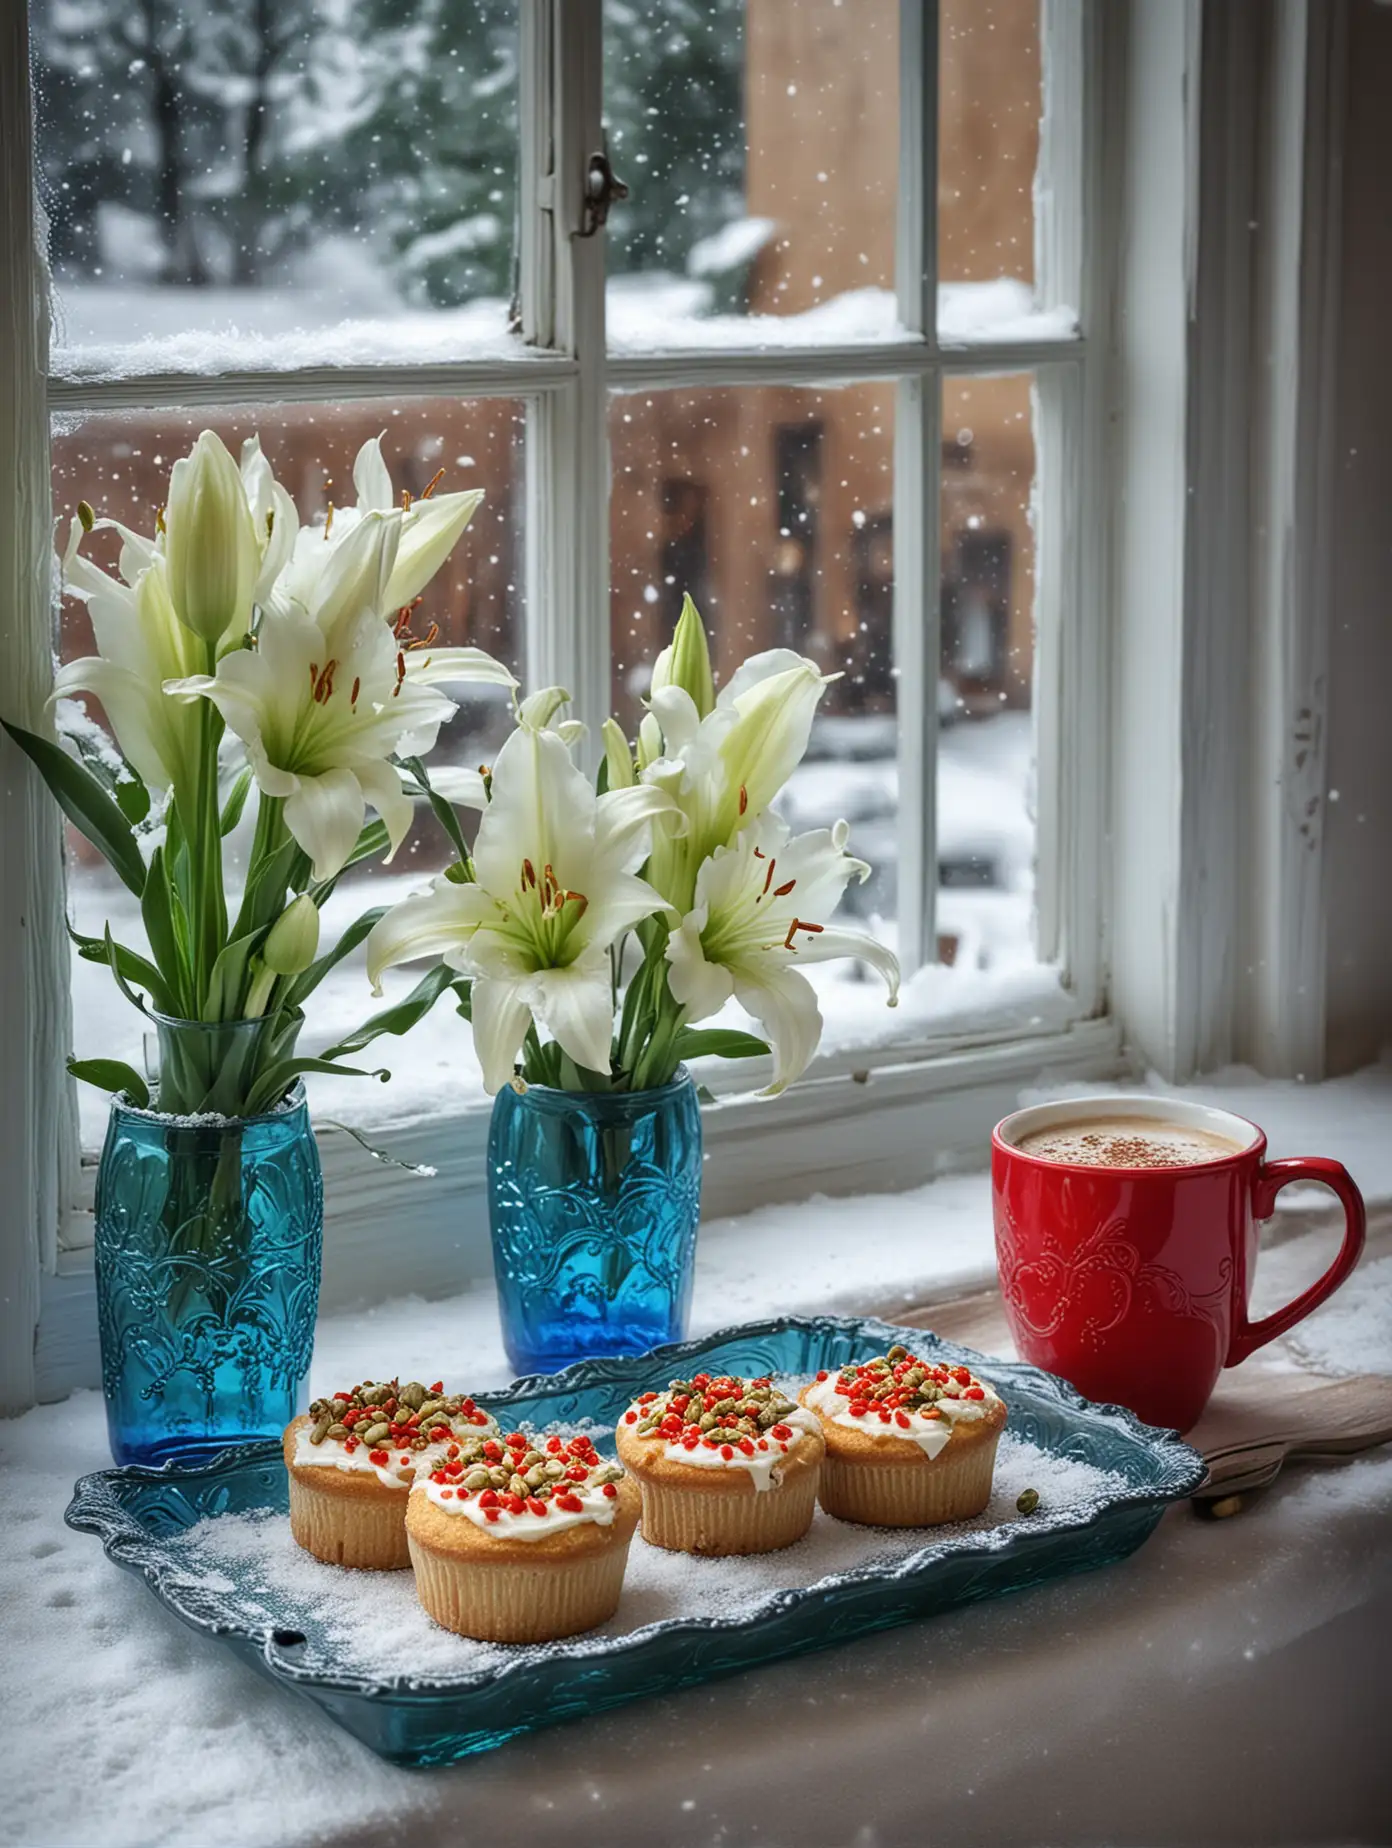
10 1063 1392 1846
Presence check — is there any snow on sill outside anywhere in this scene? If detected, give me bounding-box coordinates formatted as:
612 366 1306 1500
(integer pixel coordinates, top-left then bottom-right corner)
48 278 1079 383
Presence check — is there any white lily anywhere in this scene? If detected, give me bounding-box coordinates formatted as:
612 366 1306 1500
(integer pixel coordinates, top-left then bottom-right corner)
665 813 900 1094
641 648 833 911
168 516 514 880
269 435 485 627
51 517 205 791
366 716 676 1091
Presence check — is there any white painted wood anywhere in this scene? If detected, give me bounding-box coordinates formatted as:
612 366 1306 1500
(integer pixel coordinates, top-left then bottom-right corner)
892 0 939 975
1106 0 1202 1080
1242 0 1349 1079
0 6 77 1414
1032 2 1108 1012
525 0 608 740
45 355 576 414
34 1014 1125 1400
607 336 1085 391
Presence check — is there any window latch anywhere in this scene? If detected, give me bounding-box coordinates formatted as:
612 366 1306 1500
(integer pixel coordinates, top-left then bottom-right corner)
579 150 628 237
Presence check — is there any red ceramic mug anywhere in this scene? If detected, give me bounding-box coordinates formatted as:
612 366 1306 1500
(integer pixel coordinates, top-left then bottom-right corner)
992 1096 1366 1430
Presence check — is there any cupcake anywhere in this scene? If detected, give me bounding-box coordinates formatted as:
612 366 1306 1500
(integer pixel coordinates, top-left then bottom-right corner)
407 1428 641 1642
614 1371 825 1555
800 1345 1006 1527
285 1378 498 1570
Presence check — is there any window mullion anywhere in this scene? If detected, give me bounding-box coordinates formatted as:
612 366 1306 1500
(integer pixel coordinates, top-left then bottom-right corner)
0 2 76 1411
523 0 608 741
893 0 940 975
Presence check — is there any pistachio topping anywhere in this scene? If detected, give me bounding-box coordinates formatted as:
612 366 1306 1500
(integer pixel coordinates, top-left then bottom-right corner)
304 1378 496 1461
423 1429 626 1518
622 1372 804 1457
808 1350 993 1426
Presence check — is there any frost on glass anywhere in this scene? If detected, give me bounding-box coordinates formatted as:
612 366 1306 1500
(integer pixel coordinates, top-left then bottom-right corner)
30 0 519 369
609 382 900 1046
937 0 1065 343
603 0 900 352
54 401 523 1139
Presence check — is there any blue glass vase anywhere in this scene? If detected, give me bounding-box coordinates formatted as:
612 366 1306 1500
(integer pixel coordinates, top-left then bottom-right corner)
487 1069 703 1376
94 1019 323 1466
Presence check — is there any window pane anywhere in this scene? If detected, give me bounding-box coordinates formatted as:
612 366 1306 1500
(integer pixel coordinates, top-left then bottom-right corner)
31 0 519 373
54 400 524 1141
610 382 899 1051
938 371 1036 975
603 1 899 352
938 0 1046 341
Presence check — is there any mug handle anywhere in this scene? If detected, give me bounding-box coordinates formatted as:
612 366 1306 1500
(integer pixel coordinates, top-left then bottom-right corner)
1225 1157 1367 1366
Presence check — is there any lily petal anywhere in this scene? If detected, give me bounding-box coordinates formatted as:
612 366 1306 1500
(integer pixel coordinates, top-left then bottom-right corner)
530 955 616 1077
353 757 417 862
352 434 393 512
283 765 366 882
471 976 535 1093
365 878 494 992
386 488 486 610
734 966 824 1095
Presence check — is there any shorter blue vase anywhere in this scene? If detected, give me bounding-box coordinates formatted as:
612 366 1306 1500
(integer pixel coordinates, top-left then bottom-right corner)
94 1076 323 1467
487 1070 703 1377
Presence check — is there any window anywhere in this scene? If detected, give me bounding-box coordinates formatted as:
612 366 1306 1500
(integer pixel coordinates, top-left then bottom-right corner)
8 0 1115 1309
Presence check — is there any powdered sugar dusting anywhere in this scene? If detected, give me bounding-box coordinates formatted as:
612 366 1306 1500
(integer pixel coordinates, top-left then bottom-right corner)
175 1434 1125 1685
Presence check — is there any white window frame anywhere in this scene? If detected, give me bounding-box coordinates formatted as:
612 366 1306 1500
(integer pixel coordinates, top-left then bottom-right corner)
12 0 1346 1407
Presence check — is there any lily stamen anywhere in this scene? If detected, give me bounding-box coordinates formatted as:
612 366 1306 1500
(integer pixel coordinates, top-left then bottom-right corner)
773 878 796 898
783 918 826 951
350 676 361 710
324 502 335 539
420 468 446 500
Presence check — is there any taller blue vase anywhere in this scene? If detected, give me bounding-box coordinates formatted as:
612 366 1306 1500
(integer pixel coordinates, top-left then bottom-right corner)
94 1017 323 1466
487 1070 703 1377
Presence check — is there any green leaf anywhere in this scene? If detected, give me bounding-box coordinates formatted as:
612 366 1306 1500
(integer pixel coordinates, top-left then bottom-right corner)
103 924 153 1019
58 715 151 826
140 846 190 1015
671 1028 771 1062
284 906 388 1008
219 765 254 836
67 1057 150 1107
204 932 260 1020
451 976 473 1022
67 922 177 1016
243 1057 389 1119
399 754 469 867
319 964 455 1061
2 720 147 897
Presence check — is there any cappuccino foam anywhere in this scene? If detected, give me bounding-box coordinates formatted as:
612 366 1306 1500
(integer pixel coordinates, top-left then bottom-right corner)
1016 1118 1243 1170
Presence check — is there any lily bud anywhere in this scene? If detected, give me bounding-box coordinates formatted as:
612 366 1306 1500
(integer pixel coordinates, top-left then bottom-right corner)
164 432 261 649
262 894 321 976
651 594 716 720
637 710 664 771
601 718 636 789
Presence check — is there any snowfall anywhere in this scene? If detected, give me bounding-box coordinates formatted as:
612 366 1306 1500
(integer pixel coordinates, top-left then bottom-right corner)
4 1060 1391 1847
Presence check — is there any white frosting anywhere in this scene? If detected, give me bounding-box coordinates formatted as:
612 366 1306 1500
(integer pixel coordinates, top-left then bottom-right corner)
803 1373 1001 1461
414 1477 622 1540
293 1411 499 1491
646 1404 824 1493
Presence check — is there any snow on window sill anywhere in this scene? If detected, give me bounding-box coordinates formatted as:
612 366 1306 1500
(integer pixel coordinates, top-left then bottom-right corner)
47 290 542 385
605 278 1080 359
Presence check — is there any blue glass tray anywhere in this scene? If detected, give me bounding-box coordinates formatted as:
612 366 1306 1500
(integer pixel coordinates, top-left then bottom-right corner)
65 1314 1205 1765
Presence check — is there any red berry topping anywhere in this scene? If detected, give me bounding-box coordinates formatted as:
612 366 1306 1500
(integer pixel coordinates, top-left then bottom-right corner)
964 1385 986 1400
483 1441 503 1461
738 1438 755 1455
526 1497 549 1517
469 1411 490 1426
720 1444 734 1460
502 1492 525 1515
556 1493 583 1513
771 1423 792 1440
815 1369 829 1382
895 1411 911 1428
478 1489 499 1508
624 1410 638 1424
485 1508 500 1522
430 1381 443 1395
368 1449 389 1467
